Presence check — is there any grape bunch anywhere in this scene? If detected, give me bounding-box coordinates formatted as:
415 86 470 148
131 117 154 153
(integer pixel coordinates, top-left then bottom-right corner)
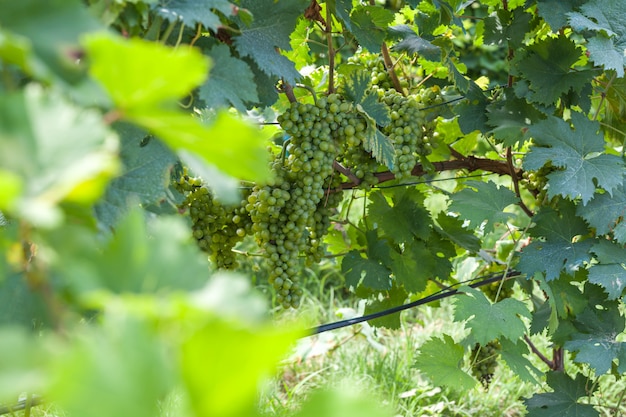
521 164 553 205
345 52 410 91
174 169 251 269
246 94 352 308
470 340 501 387
480 278 514 302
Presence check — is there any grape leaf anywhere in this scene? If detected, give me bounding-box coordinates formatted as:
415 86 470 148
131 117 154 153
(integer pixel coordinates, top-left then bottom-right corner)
512 35 595 106
524 112 624 204
413 334 477 392
587 240 626 299
0 0 102 82
536 0 585 30
565 306 626 374
349 5 394 52
328 0 353 31
455 81 489 132
518 203 593 280
341 250 392 291
568 0 626 77
364 285 406 329
155 0 234 31
524 372 599 417
50 318 172 417
390 240 435 293
389 25 440 61
453 286 530 345
577 184 626 244
95 123 177 232
486 92 545 146
500 338 542 383
199 44 259 111
368 190 430 243
343 72 390 127
84 33 209 110
0 272 51 329
483 8 532 49
434 212 481 253
233 0 307 84
541 272 588 320
448 181 519 233
0 85 117 226
361 116 395 170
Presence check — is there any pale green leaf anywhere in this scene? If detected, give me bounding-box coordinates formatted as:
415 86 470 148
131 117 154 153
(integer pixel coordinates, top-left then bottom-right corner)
291 388 393 417
84 33 209 109
414 334 477 392
128 110 271 182
0 85 118 226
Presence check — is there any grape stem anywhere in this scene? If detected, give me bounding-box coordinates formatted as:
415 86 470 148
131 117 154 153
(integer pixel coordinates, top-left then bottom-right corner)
507 147 534 217
332 160 360 185
325 3 335 93
279 81 297 103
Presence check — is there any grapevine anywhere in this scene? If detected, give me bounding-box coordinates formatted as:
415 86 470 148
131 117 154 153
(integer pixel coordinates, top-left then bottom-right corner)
470 340 501 387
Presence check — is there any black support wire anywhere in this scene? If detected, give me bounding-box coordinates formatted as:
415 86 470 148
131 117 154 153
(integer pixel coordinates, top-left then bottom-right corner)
307 270 523 336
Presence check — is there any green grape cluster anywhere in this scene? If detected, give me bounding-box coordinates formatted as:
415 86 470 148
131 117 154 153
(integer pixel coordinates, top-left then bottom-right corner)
521 164 553 204
470 340 501 387
480 278 514 302
346 52 409 90
174 169 251 269
246 94 351 308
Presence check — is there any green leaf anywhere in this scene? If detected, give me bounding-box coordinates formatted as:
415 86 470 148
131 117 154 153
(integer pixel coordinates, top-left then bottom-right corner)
0 0 102 82
518 203 593 280
588 240 626 299
389 25 440 61
525 372 599 417
129 110 271 182
568 0 626 77
350 5 394 52
453 286 530 345
448 181 519 233
577 184 626 244
233 0 307 84
0 272 52 329
343 72 390 127
390 240 435 293
361 116 396 170
329 0 353 31
565 306 626 374
84 33 209 110
0 84 118 226
524 113 624 203
181 317 300 417
341 249 392 291
155 0 235 31
536 0 585 30
500 338 542 383
364 285 407 329
541 272 589 319
95 123 177 232
367 190 430 243
486 92 545 146
455 81 489 132
199 44 259 111
50 317 172 417
512 35 595 106
434 212 481 253
483 8 532 49
414 334 477 392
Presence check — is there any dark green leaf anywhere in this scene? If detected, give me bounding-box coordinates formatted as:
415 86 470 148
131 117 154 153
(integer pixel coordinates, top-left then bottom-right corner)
518 203 593 280
368 190 430 243
565 306 626 374
453 286 530 345
448 181 519 233
577 184 626 244
95 123 177 232
524 113 624 203
350 5 394 52
455 81 489 133
0 272 51 329
390 240 434 293
500 338 542 383
155 0 234 31
513 35 595 106
536 0 585 30
329 0 353 31
525 372 598 417
364 285 407 329
486 92 545 146
233 0 307 84
434 213 481 252
341 250 392 291
414 334 477 392
389 25 440 61
588 240 626 299
199 44 259 111
568 0 626 77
